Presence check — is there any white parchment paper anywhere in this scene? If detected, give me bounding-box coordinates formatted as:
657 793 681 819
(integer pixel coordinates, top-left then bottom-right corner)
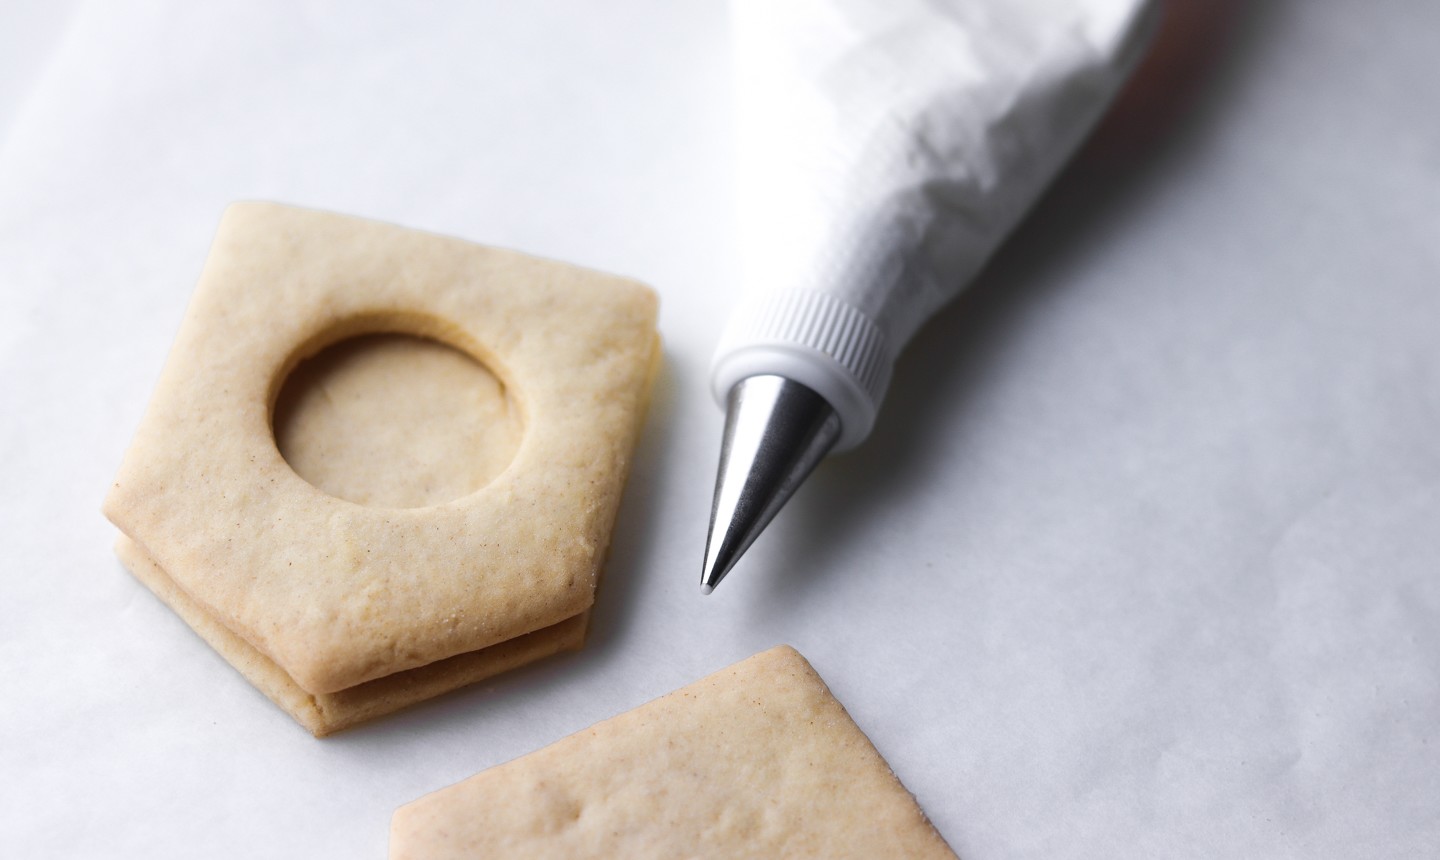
2 2 1437 857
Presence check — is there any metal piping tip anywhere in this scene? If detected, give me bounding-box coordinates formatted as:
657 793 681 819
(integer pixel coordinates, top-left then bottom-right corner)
701 375 841 593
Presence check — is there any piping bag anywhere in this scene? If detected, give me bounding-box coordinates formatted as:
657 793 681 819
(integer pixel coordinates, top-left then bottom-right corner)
703 0 1162 592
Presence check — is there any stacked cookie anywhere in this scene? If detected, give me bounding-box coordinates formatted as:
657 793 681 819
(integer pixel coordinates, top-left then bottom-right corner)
104 203 660 735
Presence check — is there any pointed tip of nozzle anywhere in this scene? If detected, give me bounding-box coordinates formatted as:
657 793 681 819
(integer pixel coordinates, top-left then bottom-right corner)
700 541 734 595
699 375 841 597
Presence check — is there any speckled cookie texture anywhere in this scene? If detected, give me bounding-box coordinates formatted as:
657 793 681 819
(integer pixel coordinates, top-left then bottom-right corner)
114 535 589 736
389 646 958 859
103 202 660 735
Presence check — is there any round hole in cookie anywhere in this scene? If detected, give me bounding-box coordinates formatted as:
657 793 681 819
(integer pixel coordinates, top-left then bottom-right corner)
271 333 522 509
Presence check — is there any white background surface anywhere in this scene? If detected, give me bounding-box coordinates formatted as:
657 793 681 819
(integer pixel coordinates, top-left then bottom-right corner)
3 1 1438 857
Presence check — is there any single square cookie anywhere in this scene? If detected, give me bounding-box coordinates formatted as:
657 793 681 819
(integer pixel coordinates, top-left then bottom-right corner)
104 202 660 733
390 646 958 858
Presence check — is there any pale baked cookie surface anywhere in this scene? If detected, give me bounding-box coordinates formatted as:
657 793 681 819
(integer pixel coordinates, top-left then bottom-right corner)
104 202 659 732
272 332 524 510
390 646 958 859
115 535 588 736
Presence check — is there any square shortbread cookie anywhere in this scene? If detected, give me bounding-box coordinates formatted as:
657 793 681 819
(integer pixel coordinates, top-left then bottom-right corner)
104 203 659 734
390 646 958 858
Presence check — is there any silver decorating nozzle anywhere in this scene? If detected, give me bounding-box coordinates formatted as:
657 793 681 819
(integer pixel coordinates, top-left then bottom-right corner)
701 375 841 593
